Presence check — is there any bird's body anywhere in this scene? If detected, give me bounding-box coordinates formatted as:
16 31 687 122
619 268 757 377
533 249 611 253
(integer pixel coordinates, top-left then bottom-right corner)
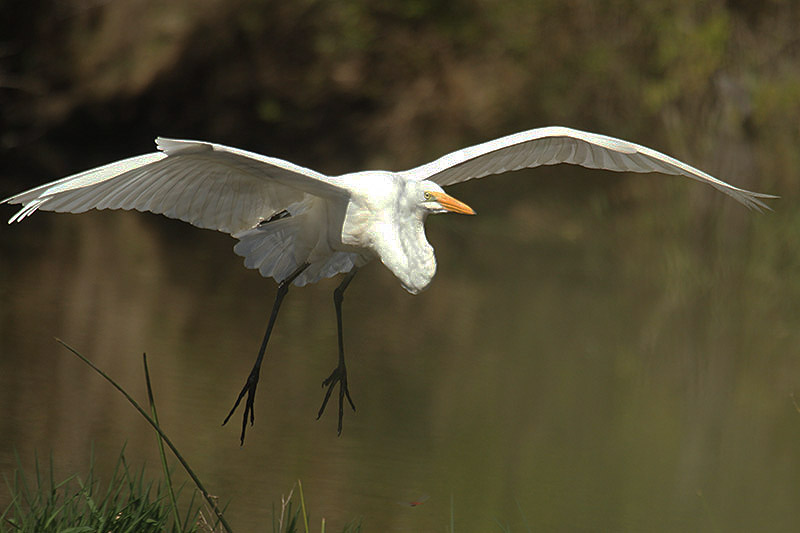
2 126 775 441
229 168 451 294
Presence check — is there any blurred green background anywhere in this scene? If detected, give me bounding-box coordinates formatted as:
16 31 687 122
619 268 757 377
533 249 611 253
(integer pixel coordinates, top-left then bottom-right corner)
1 0 800 530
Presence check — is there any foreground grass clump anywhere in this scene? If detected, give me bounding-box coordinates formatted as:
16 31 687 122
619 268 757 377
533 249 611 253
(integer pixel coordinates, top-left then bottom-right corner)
2 342 363 532
1 452 363 533
1 450 205 533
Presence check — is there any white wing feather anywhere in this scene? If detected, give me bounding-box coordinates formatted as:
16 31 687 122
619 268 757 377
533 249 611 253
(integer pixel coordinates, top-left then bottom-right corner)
233 216 360 287
3 138 348 234
403 126 776 211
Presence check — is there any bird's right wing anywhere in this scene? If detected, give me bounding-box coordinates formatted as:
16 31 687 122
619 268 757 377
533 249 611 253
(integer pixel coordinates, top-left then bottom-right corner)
402 126 776 211
3 138 349 235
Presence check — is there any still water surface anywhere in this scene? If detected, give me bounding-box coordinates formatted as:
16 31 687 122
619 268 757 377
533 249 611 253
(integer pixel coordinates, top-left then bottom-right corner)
1 153 799 531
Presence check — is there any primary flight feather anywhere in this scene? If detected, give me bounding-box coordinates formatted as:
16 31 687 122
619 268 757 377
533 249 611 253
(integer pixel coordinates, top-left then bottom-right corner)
2 126 776 442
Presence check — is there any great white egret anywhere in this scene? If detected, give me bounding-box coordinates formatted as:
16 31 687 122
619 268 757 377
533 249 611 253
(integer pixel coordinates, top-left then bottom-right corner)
2 126 775 442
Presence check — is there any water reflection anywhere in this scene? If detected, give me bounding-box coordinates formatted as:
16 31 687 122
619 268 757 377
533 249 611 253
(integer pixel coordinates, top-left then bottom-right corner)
1 157 799 531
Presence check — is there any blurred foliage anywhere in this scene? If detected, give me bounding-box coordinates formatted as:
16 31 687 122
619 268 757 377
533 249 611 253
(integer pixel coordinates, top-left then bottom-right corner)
2 0 798 303
1 0 798 174
1 0 798 290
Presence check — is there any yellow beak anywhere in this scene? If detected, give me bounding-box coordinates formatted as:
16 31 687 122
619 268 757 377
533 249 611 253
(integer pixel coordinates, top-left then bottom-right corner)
430 191 476 215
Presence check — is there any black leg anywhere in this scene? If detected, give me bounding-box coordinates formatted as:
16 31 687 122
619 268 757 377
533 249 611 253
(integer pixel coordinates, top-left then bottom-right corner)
317 267 359 435
223 263 309 445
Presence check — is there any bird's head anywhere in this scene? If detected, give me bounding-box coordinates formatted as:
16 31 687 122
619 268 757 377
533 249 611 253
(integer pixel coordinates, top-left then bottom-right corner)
417 181 476 216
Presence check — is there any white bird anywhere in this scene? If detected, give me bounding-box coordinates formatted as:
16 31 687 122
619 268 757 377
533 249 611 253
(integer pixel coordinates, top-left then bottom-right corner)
2 126 775 442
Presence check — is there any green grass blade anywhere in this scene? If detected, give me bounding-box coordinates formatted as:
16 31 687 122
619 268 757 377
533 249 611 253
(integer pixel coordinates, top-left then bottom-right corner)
297 479 309 533
450 493 454 533
515 497 532 532
56 338 233 533
142 353 182 531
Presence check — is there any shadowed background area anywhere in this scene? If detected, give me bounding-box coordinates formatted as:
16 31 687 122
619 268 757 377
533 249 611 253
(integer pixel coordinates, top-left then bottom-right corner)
2 0 800 530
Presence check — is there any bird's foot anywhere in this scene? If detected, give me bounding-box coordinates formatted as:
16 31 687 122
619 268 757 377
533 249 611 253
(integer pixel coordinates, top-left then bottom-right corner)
222 367 260 445
317 362 356 435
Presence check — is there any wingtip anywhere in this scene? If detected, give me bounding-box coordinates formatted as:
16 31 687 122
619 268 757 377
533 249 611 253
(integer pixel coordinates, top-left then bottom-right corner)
750 192 779 213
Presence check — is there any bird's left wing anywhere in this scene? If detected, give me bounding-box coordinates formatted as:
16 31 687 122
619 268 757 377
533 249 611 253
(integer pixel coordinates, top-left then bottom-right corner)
3 138 349 234
401 126 776 211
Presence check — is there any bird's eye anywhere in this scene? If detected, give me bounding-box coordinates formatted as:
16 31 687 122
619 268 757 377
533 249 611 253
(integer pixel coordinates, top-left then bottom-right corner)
423 191 433 201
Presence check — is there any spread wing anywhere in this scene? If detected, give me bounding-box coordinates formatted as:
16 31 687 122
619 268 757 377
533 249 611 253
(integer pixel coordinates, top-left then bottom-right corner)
402 126 776 211
3 138 349 234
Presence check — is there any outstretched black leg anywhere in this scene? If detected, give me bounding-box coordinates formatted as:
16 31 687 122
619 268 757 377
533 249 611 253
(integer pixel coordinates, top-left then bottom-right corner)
317 267 359 435
223 263 309 445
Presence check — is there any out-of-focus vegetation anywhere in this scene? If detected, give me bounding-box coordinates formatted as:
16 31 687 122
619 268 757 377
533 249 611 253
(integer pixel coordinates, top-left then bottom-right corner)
2 0 799 181
4 0 797 298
